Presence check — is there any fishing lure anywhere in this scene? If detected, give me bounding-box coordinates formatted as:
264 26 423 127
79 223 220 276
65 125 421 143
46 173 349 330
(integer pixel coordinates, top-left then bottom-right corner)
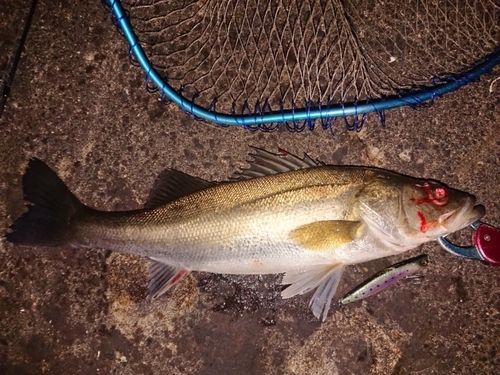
340 254 429 304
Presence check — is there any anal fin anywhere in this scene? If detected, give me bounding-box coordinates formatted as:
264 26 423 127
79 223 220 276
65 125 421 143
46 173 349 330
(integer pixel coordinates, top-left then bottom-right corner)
148 259 190 299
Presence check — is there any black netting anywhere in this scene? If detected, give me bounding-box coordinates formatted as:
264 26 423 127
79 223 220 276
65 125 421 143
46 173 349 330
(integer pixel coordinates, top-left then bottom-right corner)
122 0 500 113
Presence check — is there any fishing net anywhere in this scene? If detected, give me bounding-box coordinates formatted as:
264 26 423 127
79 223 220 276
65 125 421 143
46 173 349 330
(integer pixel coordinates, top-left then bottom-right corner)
108 0 500 130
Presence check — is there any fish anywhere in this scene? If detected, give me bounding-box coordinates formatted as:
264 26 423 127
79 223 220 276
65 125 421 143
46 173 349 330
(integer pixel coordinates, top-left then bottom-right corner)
340 254 429 304
5 148 485 321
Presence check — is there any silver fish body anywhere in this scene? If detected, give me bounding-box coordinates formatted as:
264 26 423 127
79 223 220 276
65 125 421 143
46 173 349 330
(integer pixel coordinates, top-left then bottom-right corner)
6 148 485 320
72 167 397 272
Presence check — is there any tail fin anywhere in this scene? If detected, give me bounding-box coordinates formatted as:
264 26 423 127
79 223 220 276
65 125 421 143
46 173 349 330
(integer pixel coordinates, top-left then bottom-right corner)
6 158 83 246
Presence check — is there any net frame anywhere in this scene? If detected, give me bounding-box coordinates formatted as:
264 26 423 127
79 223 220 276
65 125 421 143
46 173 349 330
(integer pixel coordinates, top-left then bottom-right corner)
105 0 500 131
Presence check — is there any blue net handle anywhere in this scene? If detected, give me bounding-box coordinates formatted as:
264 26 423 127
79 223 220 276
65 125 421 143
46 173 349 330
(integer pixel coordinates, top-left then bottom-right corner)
107 0 500 128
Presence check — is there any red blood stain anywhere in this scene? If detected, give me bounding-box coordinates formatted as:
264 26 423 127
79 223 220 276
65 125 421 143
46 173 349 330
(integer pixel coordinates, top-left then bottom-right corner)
410 197 432 205
411 182 449 207
168 269 187 286
417 211 427 232
252 258 265 267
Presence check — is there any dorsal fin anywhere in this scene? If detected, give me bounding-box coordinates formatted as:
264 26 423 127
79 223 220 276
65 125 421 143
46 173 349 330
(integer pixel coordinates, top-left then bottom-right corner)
231 147 321 180
145 169 215 209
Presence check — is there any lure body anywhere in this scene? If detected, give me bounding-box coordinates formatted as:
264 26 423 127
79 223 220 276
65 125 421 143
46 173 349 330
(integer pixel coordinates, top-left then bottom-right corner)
340 254 429 304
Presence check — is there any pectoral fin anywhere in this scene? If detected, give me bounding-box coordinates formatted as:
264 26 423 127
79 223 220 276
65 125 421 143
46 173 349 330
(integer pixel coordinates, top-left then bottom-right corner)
147 259 190 299
281 263 345 321
290 220 362 252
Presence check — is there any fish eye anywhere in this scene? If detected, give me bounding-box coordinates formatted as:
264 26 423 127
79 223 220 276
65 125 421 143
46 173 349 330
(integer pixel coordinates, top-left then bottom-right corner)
415 182 449 206
433 187 446 198
430 186 448 206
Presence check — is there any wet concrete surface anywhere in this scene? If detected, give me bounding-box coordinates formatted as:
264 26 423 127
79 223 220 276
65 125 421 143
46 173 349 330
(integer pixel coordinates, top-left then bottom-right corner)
0 1 499 374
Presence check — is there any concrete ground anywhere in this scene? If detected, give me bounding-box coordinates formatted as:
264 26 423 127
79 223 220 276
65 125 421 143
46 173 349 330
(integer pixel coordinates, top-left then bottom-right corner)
0 1 499 374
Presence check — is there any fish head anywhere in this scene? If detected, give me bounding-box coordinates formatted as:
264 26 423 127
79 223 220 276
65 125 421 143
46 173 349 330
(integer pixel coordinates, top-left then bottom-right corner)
358 173 484 250
401 179 484 240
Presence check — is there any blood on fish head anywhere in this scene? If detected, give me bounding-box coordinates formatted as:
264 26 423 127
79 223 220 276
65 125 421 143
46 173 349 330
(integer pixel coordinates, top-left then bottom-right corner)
356 173 485 251
402 179 485 240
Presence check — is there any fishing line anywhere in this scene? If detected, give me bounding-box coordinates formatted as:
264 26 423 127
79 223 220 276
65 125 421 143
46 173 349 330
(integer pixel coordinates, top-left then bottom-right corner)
104 0 500 131
0 0 39 119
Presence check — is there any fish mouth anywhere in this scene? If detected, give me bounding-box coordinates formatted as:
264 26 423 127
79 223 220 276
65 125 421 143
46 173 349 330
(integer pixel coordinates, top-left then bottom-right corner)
440 198 485 231
469 204 486 223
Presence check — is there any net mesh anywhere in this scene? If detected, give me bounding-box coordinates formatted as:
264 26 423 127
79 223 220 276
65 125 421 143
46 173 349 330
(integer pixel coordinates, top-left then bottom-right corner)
123 0 500 113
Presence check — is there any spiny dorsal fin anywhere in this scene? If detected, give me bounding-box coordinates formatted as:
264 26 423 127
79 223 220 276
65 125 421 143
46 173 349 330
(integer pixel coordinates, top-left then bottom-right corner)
145 169 215 209
147 259 190 299
231 147 321 180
